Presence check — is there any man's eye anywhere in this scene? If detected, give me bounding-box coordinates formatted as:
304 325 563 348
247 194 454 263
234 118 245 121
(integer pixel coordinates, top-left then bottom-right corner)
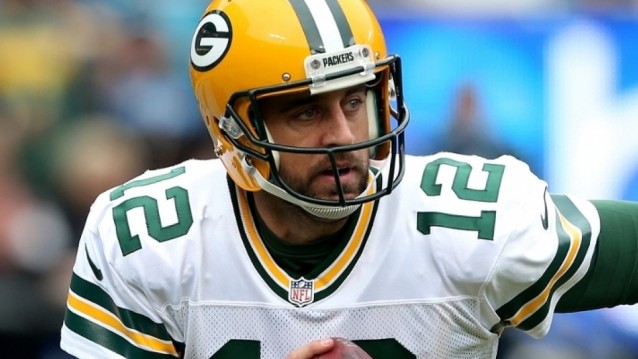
296 108 317 121
346 98 363 111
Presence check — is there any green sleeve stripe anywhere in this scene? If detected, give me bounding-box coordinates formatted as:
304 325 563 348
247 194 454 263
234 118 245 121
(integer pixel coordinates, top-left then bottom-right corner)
495 195 593 329
495 210 571 320
69 272 173 341
516 195 594 330
514 219 576 330
557 200 638 311
64 310 178 359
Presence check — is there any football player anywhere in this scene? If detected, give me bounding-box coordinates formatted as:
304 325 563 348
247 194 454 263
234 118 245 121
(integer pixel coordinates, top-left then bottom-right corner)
60 0 638 358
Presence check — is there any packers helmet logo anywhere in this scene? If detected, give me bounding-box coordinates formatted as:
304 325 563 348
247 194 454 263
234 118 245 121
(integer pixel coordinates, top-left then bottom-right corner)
190 10 232 71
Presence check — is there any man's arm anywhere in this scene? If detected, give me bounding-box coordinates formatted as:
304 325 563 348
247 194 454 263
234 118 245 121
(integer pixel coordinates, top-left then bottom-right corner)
556 200 638 312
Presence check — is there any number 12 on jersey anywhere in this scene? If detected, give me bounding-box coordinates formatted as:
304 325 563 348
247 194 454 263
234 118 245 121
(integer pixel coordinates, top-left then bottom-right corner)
110 167 194 256
417 158 505 241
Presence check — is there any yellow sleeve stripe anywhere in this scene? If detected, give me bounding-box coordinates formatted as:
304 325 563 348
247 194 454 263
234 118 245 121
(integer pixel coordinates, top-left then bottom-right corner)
67 291 178 356
508 213 582 326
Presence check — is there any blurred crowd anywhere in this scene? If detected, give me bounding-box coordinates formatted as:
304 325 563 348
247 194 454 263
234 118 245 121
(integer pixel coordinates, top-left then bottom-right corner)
369 0 638 14
0 0 211 357
1 0 637 358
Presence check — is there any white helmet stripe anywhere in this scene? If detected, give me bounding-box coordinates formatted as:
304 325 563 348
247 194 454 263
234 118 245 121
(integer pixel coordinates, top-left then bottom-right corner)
289 0 353 54
304 0 345 53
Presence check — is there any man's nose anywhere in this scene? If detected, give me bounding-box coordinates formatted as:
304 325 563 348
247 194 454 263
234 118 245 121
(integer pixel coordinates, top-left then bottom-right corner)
319 104 357 147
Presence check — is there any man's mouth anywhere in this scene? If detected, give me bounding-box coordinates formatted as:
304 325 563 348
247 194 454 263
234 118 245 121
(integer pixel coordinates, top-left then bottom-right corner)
320 166 352 177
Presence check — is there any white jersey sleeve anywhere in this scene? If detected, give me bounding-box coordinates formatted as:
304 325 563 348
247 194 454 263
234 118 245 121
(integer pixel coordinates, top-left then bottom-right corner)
482 155 600 338
417 153 601 338
60 161 220 358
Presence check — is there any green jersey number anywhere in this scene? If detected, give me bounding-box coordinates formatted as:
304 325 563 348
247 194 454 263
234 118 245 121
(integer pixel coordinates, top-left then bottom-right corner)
110 167 193 256
209 338 415 358
417 158 505 240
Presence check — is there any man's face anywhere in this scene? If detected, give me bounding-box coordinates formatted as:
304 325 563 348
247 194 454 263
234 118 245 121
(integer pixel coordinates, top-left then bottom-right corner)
259 85 371 202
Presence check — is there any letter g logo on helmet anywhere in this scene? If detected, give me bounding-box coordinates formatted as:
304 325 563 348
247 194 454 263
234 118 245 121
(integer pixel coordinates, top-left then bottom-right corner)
190 11 233 71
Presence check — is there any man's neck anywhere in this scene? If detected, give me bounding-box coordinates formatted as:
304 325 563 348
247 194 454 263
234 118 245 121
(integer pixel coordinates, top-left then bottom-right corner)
252 190 349 245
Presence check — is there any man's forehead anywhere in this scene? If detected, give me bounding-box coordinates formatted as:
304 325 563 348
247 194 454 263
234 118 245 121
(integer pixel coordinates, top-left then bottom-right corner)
267 84 367 106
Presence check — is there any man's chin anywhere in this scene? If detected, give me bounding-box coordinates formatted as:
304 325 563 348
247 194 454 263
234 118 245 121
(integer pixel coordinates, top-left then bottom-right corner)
308 189 362 203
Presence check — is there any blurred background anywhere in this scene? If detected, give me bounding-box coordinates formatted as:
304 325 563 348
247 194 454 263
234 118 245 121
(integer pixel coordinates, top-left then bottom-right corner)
1 0 637 358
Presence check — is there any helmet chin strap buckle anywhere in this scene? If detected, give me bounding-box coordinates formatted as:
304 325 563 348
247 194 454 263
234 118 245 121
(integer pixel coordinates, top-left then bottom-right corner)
219 115 244 139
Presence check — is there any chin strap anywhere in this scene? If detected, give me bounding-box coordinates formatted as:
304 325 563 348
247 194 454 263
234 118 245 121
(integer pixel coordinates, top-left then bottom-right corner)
247 154 391 220
251 167 365 220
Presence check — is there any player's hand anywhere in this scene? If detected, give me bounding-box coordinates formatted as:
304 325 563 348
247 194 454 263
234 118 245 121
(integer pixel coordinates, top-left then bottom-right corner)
286 338 334 359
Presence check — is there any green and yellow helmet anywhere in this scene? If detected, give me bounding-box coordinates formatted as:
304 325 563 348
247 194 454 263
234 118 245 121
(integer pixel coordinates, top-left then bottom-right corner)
189 0 408 219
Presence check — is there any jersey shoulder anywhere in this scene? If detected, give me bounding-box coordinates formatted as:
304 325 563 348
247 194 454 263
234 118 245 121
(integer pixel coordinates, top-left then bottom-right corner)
88 158 227 227
393 153 600 337
395 152 545 221
381 152 547 269
381 153 552 292
81 159 233 297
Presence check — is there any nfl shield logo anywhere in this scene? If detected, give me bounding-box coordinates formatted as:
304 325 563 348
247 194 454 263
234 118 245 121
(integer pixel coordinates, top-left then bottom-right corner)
289 278 314 306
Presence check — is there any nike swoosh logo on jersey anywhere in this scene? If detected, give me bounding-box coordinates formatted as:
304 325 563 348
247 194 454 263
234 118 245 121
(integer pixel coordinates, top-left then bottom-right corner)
85 245 103 281
540 187 549 230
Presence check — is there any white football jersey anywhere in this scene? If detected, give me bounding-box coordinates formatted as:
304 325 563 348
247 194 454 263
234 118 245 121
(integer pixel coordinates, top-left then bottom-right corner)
60 153 600 358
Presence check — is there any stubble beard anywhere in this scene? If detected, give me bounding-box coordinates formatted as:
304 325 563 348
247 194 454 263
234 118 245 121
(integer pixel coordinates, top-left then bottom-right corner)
275 155 369 224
